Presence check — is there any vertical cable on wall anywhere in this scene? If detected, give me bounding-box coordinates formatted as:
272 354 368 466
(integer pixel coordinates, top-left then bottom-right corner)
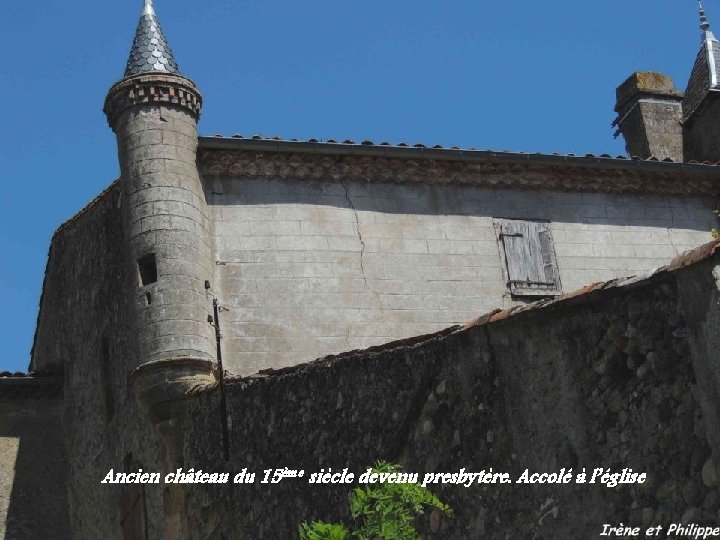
207 282 230 461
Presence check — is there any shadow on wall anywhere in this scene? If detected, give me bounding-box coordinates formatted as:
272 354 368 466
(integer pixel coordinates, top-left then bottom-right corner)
0 391 69 539
201 175 717 376
204 177 717 233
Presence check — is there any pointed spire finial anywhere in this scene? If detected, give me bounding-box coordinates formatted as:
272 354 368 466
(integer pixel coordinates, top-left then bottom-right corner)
143 0 155 16
123 0 181 77
700 1 711 32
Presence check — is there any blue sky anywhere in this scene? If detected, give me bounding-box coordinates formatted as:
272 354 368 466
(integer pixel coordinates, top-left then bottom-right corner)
0 0 710 372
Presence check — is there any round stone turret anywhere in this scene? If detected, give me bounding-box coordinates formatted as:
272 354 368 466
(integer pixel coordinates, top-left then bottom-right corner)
105 2 217 535
104 0 216 467
104 73 202 129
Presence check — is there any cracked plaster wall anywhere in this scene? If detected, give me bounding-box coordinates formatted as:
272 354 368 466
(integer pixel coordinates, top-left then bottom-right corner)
204 174 716 376
182 253 720 539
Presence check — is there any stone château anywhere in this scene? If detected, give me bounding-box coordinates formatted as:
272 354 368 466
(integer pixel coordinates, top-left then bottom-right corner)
2 1 720 538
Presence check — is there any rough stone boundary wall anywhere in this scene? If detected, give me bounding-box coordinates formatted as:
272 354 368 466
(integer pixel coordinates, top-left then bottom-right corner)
182 244 720 539
30 185 168 539
0 395 69 539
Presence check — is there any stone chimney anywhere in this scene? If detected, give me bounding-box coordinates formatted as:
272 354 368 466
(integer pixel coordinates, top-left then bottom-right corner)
613 72 684 162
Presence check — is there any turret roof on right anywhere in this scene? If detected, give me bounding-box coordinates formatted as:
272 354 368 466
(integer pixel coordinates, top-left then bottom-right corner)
683 1 720 122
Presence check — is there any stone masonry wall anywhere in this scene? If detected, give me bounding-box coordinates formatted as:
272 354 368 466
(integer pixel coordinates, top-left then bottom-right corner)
113 102 216 367
0 395 69 539
205 173 717 375
686 97 720 163
182 246 720 539
620 100 684 162
31 187 168 539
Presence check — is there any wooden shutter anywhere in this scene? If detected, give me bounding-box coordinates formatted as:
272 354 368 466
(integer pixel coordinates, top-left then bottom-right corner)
494 219 561 297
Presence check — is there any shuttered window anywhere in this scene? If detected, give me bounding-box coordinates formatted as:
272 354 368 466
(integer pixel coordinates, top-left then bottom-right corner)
494 219 562 297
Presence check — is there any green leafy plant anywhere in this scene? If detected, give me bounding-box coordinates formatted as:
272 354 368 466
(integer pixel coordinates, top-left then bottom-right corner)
299 521 350 540
299 462 453 540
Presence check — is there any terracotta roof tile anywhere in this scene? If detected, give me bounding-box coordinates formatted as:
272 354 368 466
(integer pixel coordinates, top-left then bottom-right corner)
666 239 720 271
199 133 720 167
464 240 720 329
464 309 502 329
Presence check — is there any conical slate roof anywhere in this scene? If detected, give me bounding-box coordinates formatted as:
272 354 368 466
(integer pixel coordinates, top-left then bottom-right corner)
683 2 720 122
124 0 181 77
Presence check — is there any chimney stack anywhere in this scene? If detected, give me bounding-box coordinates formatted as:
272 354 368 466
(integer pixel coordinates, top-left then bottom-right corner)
613 72 684 162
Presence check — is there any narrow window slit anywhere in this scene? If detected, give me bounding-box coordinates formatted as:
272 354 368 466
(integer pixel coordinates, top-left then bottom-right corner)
137 254 157 286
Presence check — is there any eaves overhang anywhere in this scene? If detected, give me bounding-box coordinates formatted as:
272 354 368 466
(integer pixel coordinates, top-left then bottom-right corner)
198 135 720 172
198 136 720 197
